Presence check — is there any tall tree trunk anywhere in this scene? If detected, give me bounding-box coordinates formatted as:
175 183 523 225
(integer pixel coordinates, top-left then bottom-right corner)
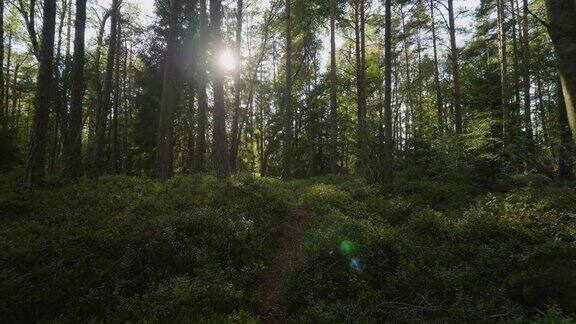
355 0 367 177
383 0 394 183
510 0 522 133
497 0 511 145
0 0 4 121
89 10 111 146
448 0 463 134
557 78 574 180
229 0 243 173
210 0 230 179
4 33 11 116
89 0 120 178
282 0 293 179
521 0 534 148
22 0 57 188
112 23 123 174
546 0 576 141
193 0 209 173
155 0 181 179
430 0 443 131
329 0 338 173
63 0 87 179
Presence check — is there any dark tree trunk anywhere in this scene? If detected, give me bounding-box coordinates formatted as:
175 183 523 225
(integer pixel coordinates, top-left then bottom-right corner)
63 0 88 179
282 0 293 180
521 0 534 148
22 0 57 188
383 0 394 184
210 0 230 179
448 0 463 134
329 0 338 173
557 78 575 180
155 0 181 180
0 0 4 121
193 0 209 173
355 0 367 177
497 0 511 145
430 0 443 131
229 0 243 173
546 0 576 141
89 0 120 179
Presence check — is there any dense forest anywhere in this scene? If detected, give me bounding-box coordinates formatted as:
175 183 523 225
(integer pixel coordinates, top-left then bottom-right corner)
1 0 576 322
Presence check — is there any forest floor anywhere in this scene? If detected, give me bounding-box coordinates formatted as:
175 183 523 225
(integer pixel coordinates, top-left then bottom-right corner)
259 204 307 322
0 173 575 322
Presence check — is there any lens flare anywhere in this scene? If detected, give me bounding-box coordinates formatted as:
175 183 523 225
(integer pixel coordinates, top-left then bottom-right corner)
350 258 362 272
340 240 355 256
219 49 236 72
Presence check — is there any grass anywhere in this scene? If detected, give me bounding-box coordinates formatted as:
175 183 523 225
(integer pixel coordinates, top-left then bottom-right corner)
0 173 574 322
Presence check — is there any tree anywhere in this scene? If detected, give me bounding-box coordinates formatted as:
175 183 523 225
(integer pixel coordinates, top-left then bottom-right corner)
282 0 293 180
210 0 230 179
230 0 244 173
329 0 338 173
22 0 57 188
546 0 576 141
154 0 182 180
192 0 209 173
383 0 394 183
90 0 121 178
497 0 510 144
62 0 88 179
448 0 462 134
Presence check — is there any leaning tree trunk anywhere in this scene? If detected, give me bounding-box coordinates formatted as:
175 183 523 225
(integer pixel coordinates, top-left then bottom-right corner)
22 0 57 188
154 0 181 180
210 0 230 179
282 0 293 180
546 0 576 141
62 0 88 179
89 0 120 179
557 77 575 180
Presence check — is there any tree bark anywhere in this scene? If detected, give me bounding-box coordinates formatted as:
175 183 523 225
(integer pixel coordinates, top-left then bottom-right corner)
210 0 230 179
192 0 209 173
521 0 534 148
329 0 338 173
0 0 4 121
282 0 293 180
229 0 243 173
546 0 576 141
557 78 574 180
355 0 367 177
155 0 181 179
448 0 463 134
497 0 510 145
22 0 57 188
62 0 87 179
430 0 443 131
383 0 394 183
89 0 121 179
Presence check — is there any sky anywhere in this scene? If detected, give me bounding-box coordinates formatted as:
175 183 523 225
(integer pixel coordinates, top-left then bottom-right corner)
97 0 482 69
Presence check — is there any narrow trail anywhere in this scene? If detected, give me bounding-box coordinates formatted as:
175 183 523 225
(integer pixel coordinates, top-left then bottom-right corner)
258 204 307 323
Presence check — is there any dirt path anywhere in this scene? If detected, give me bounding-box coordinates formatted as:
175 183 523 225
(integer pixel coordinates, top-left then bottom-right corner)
259 204 307 323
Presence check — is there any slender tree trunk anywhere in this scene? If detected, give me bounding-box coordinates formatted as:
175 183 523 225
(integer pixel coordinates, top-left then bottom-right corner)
229 0 243 173
546 0 576 141
22 0 57 188
62 0 87 179
193 0 209 173
210 0 230 179
89 0 120 178
521 0 534 148
448 0 463 134
383 0 394 183
0 0 4 121
329 0 338 173
355 0 367 177
112 23 123 174
510 0 522 133
557 78 575 180
497 0 510 145
430 0 443 131
282 0 293 179
4 33 11 116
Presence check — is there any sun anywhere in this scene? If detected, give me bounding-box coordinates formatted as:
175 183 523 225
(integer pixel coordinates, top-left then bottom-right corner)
218 49 236 72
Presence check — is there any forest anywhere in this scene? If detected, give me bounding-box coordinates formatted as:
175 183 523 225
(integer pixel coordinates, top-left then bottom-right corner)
0 0 576 322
